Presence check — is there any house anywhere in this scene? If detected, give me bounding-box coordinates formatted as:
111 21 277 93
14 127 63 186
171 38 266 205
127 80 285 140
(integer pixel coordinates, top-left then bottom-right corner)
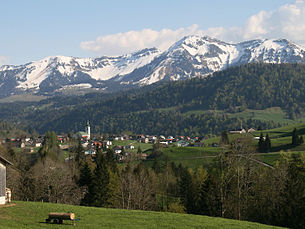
0 155 12 205
35 142 42 148
138 137 149 144
85 149 96 155
247 128 256 133
102 140 112 149
160 140 169 145
113 146 124 154
125 144 135 150
114 136 124 141
159 135 166 140
148 136 157 142
229 129 247 134
177 140 189 147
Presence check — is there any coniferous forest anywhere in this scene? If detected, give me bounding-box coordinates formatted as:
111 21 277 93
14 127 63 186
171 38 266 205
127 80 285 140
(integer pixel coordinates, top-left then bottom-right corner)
1 63 305 136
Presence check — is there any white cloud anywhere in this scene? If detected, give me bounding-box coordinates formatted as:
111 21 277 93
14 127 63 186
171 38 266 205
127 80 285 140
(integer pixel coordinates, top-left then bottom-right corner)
80 25 201 56
80 0 305 56
0 56 9 66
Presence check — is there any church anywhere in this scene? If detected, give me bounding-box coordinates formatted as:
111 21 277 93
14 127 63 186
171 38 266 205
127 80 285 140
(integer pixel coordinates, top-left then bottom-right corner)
74 121 91 140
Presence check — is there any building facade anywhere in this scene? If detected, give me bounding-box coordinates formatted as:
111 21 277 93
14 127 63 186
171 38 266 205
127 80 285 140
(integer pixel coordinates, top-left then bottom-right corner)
0 155 12 205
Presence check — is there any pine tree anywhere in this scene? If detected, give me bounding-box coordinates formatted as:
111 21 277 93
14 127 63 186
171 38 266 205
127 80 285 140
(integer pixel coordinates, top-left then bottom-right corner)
219 131 229 146
79 161 92 187
105 148 117 173
91 148 110 207
179 166 195 213
137 146 142 154
299 135 304 144
292 128 299 146
264 134 271 153
258 133 264 152
152 159 162 174
79 161 94 206
75 139 84 165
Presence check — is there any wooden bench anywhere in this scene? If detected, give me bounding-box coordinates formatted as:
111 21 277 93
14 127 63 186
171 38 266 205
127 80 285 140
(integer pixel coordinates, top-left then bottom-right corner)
46 212 76 225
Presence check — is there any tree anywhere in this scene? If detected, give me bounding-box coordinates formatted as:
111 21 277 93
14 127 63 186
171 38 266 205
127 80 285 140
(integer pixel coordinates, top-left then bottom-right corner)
27 158 83 204
105 148 117 173
137 146 142 154
299 135 304 144
258 133 265 152
38 131 60 160
90 148 110 207
178 166 196 213
219 131 229 146
258 133 271 153
74 139 84 165
119 163 156 210
291 128 299 146
78 160 93 188
264 134 271 153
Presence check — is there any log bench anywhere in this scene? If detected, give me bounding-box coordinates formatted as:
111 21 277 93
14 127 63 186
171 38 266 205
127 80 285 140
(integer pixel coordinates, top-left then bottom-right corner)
46 212 76 225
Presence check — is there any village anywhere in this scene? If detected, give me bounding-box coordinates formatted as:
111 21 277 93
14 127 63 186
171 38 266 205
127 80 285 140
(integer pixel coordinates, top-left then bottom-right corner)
0 121 257 163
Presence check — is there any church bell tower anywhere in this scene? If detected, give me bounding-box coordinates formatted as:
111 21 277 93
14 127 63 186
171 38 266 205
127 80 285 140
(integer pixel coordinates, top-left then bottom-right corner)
86 120 91 140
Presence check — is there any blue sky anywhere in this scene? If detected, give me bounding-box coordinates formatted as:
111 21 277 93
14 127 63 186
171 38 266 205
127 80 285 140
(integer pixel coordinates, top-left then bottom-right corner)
0 0 301 65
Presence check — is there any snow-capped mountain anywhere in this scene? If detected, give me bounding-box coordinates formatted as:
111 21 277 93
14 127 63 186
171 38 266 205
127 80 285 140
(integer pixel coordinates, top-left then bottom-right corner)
1 36 305 98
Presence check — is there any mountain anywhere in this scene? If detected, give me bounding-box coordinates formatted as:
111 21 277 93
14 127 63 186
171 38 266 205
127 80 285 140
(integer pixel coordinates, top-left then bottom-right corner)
1 63 305 135
1 36 305 98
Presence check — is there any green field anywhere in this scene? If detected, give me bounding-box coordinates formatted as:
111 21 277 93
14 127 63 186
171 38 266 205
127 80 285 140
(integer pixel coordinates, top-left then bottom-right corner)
185 107 296 125
112 140 153 153
0 201 285 229
146 122 305 169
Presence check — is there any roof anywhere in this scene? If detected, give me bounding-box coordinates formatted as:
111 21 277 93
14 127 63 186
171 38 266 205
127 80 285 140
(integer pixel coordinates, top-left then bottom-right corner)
0 155 13 166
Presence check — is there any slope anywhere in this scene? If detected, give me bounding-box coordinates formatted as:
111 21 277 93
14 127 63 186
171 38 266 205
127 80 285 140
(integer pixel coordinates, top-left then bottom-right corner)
0 201 285 229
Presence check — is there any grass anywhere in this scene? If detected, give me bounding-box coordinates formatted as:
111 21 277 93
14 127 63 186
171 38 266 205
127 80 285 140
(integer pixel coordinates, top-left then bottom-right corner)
253 123 305 138
185 107 296 125
144 146 221 169
112 140 153 153
227 107 294 124
148 122 305 169
0 201 285 229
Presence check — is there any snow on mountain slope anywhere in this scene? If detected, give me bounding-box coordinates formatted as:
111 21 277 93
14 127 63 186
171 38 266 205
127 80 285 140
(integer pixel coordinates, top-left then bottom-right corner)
0 36 305 98
131 36 305 86
10 48 161 91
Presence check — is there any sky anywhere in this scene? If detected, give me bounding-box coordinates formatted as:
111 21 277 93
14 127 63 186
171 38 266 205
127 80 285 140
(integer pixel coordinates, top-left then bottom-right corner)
1 0 304 66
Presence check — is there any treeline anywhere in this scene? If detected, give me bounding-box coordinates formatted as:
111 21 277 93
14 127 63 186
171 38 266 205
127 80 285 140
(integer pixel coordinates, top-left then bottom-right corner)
31 110 280 136
2 136 304 228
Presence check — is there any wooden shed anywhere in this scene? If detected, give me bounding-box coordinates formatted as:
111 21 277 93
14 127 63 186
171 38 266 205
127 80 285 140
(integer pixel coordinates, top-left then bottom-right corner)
0 155 12 205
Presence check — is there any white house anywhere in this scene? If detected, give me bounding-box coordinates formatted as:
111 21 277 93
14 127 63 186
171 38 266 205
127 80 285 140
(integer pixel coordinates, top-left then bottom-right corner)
0 155 12 205
229 129 247 134
102 140 112 149
125 144 135 150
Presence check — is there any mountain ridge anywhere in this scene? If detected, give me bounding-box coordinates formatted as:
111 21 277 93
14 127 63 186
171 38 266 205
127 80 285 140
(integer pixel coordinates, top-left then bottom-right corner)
1 35 305 98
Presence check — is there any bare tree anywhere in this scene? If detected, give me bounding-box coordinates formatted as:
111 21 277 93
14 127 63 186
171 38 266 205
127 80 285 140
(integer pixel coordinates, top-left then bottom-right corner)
119 163 156 210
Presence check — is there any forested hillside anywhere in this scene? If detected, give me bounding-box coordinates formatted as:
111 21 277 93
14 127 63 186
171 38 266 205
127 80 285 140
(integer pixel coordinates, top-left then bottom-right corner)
1 63 305 135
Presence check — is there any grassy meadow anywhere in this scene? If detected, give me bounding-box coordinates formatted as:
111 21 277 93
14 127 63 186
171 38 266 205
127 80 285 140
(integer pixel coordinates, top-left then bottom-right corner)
0 201 285 229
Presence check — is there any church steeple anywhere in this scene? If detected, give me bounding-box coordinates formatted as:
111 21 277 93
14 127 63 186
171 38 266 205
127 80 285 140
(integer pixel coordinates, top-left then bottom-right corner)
85 120 91 140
